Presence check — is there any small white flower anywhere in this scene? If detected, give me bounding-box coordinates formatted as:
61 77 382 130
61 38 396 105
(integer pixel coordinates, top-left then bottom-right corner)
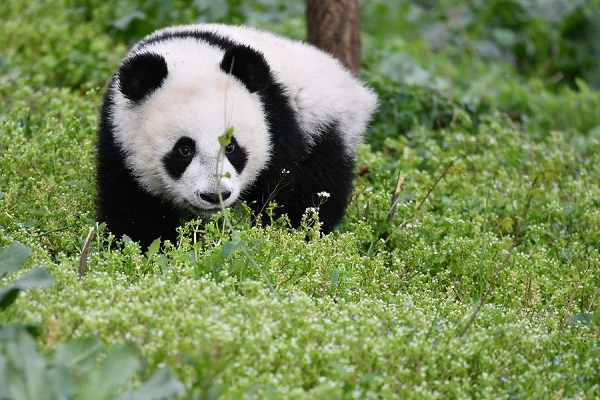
281 169 290 174
317 191 330 198
304 207 318 216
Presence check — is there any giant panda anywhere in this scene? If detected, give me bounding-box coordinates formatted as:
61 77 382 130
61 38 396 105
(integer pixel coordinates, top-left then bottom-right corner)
97 23 378 248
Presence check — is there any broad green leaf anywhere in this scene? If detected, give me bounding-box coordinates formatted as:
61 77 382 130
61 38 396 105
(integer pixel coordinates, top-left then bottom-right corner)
0 243 31 275
51 337 102 372
0 287 20 310
11 267 53 290
0 267 53 309
79 345 140 400
564 313 593 326
0 325 22 341
6 329 48 400
47 364 74 400
0 354 8 398
220 241 242 259
0 325 42 341
119 369 184 400
158 254 168 273
329 269 340 286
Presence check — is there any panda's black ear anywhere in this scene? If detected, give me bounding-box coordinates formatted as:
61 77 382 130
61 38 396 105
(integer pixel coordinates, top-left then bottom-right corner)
118 52 168 103
220 45 271 93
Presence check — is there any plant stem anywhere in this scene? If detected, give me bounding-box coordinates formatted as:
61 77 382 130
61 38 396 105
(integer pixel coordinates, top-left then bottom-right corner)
458 176 539 338
384 157 457 244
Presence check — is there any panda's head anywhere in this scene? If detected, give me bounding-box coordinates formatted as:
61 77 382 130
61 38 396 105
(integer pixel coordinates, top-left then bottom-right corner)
110 43 273 216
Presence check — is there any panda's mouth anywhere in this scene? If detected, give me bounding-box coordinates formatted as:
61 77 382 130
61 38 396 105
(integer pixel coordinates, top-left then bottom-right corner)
178 192 238 217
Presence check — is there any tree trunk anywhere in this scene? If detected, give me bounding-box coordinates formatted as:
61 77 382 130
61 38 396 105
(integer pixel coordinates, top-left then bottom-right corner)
306 0 361 75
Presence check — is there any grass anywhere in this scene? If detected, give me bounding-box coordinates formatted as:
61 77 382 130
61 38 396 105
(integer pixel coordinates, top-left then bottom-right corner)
1 0 599 398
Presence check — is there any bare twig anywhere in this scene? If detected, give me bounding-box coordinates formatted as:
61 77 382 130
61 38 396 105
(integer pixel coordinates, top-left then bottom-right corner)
363 199 372 221
78 226 95 279
386 175 405 225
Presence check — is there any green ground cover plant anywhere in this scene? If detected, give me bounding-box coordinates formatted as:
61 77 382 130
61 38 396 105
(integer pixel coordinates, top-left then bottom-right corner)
1 0 599 398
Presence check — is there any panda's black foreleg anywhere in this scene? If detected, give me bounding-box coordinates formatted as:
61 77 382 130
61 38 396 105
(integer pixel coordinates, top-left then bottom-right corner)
96 184 180 250
96 131 180 250
282 124 355 233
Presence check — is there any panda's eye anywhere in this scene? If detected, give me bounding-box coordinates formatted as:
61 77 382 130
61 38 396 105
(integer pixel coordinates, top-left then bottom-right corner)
225 143 235 154
178 145 193 158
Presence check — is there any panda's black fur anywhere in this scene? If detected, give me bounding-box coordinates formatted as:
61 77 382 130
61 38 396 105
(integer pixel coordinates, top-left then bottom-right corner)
97 24 377 248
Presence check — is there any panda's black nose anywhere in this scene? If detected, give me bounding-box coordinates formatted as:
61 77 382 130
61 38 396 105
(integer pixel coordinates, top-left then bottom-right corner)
199 191 231 204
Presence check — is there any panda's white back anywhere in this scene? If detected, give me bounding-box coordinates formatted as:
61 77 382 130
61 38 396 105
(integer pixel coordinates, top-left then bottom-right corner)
134 23 378 153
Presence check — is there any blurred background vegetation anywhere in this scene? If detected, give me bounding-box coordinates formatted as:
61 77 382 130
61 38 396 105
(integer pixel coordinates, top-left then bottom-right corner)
2 0 600 149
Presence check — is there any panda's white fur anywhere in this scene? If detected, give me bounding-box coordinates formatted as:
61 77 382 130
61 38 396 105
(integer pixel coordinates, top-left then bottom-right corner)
132 24 376 150
97 23 377 247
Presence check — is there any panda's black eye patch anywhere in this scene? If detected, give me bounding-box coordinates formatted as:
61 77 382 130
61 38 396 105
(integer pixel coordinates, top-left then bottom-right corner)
225 137 248 174
163 136 196 179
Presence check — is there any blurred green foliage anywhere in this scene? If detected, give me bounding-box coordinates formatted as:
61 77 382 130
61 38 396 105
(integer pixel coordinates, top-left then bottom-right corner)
0 243 184 400
362 0 600 88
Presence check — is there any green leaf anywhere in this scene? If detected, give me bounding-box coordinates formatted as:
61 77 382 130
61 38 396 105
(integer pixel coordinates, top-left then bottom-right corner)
145 239 161 258
47 364 74 400
5 329 48 400
79 345 140 400
220 241 242 259
329 269 340 286
0 325 23 341
158 254 168 273
11 267 53 290
0 243 31 275
0 287 20 310
119 369 184 400
1 267 54 309
575 77 589 93
564 313 593 326
0 267 52 310
218 126 234 147
497 217 514 232
447 164 466 175
0 354 8 399
0 325 42 341
51 337 103 373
